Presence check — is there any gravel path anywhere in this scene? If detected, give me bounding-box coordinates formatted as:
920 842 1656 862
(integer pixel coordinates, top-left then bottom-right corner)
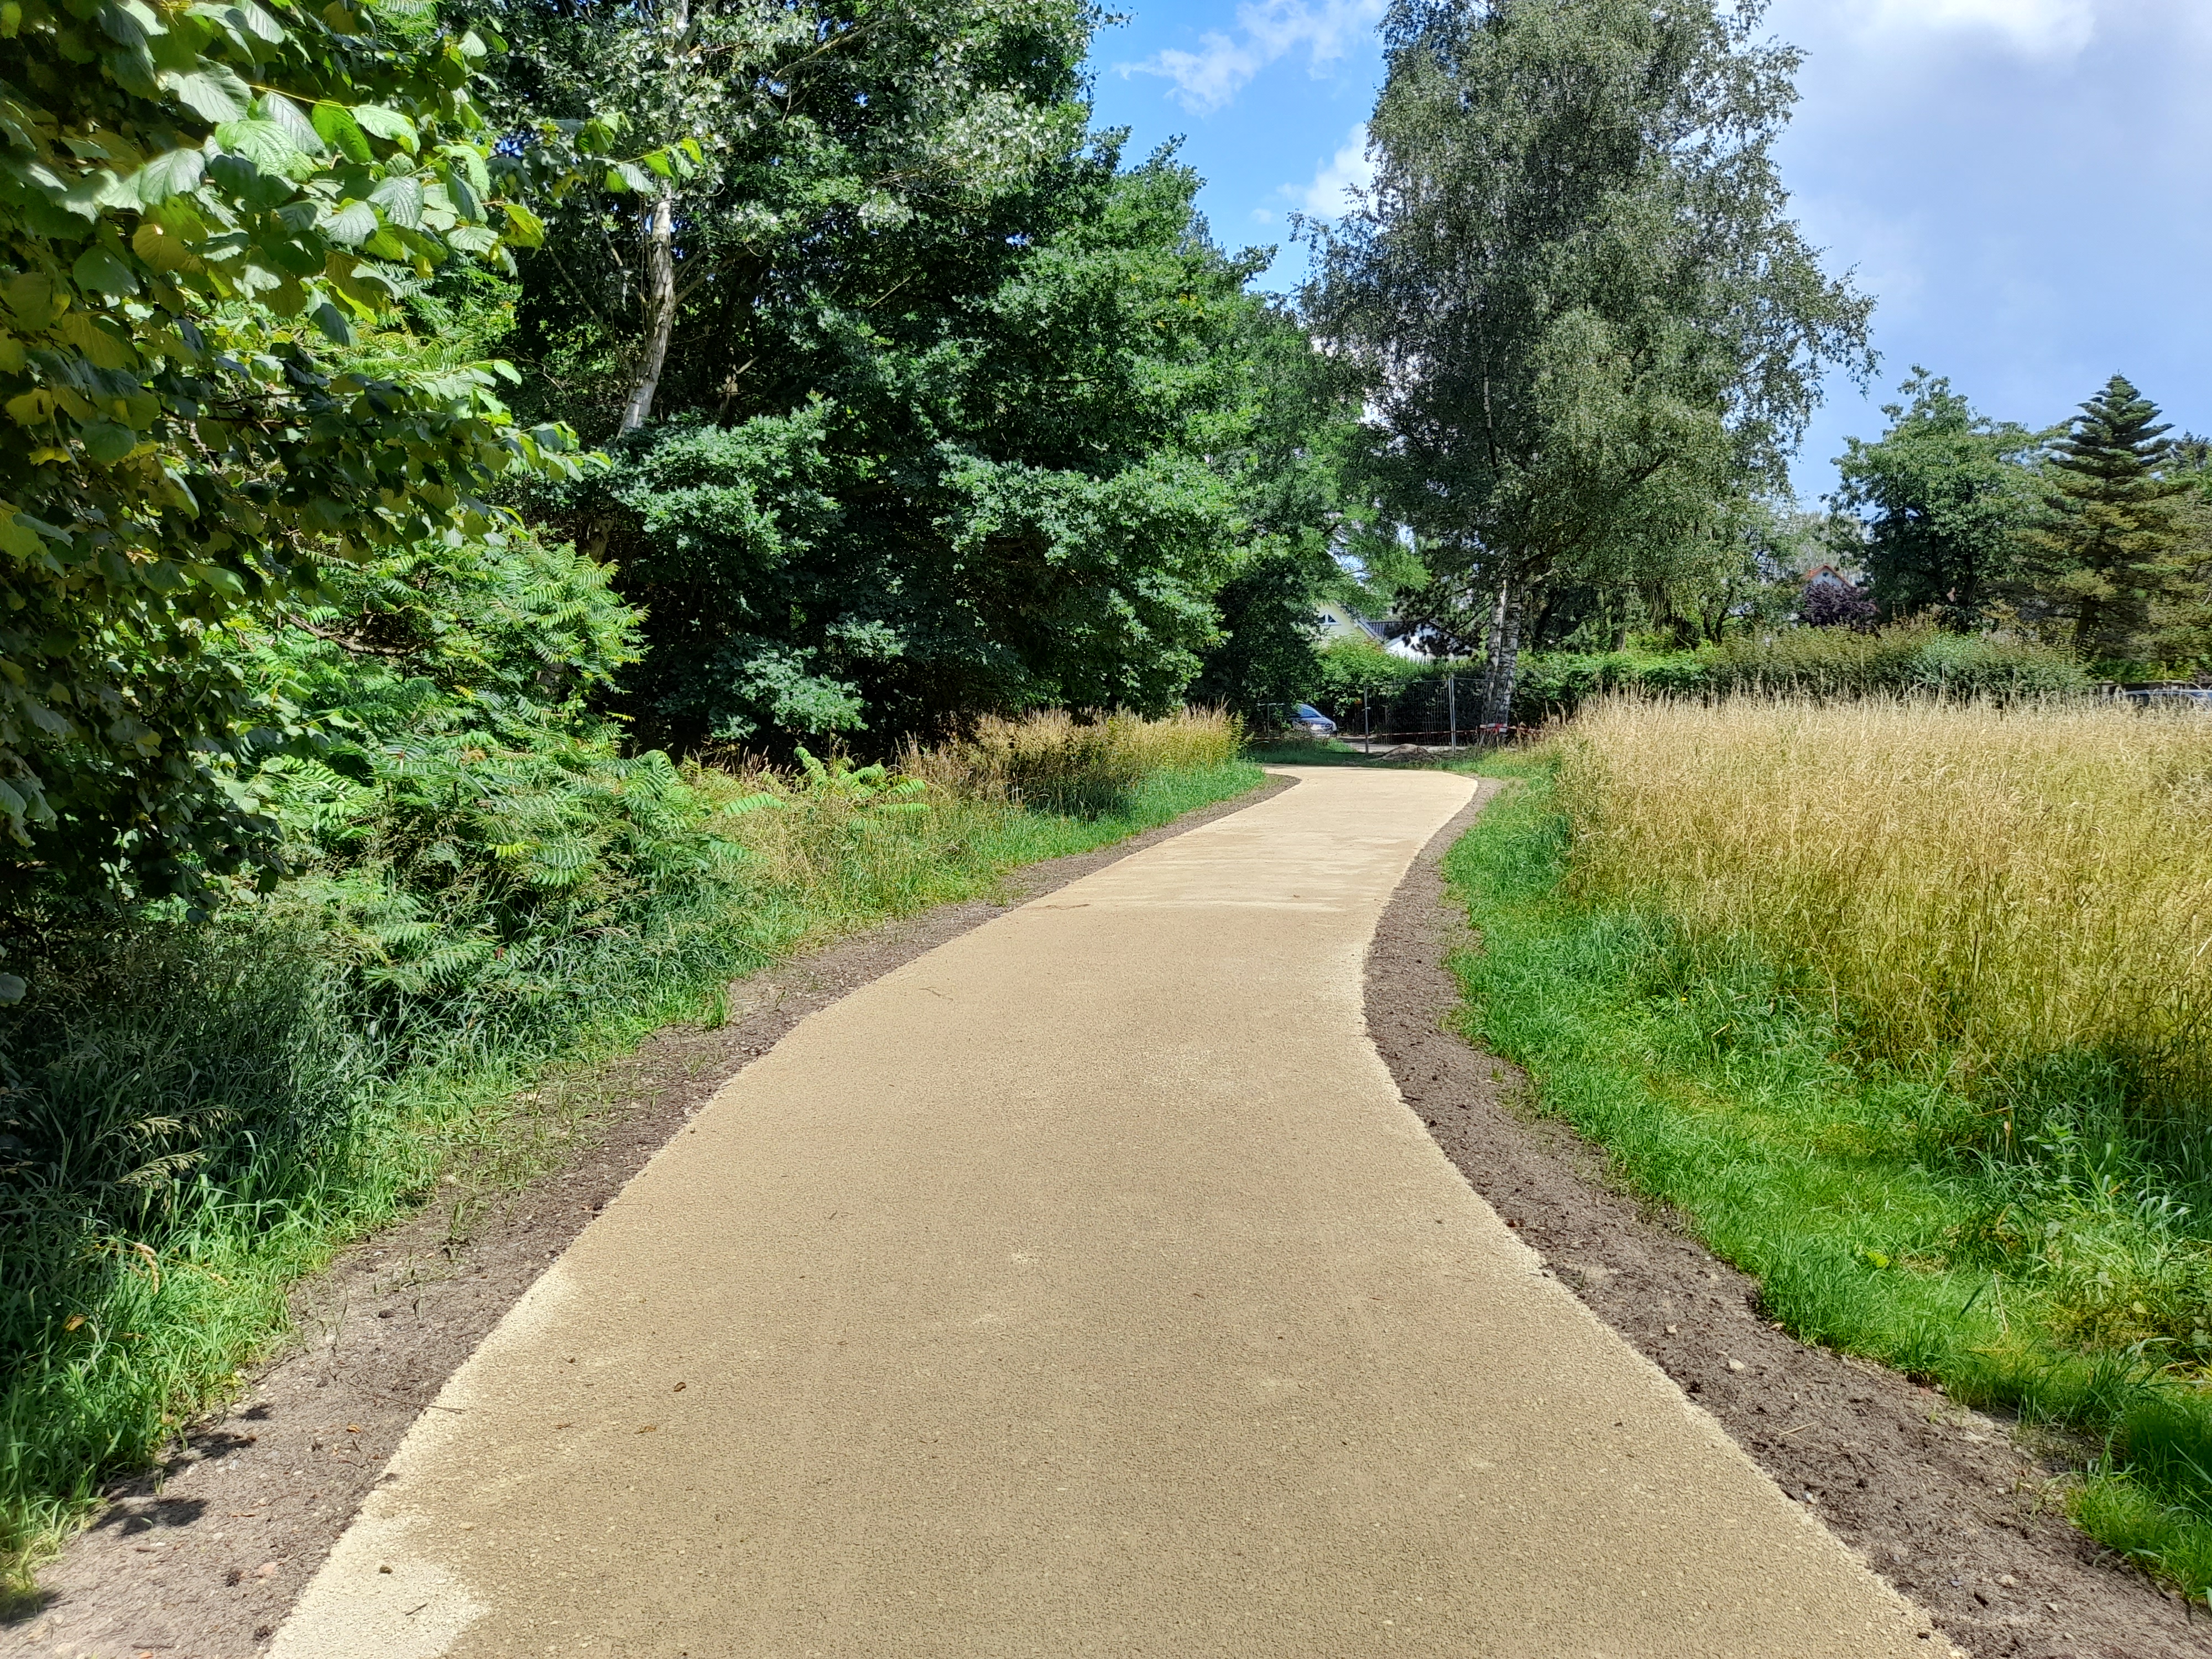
264 768 1941 1658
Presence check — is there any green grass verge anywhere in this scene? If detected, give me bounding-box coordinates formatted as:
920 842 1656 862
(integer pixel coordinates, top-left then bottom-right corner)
0 760 1264 1589
1441 757 2212 1601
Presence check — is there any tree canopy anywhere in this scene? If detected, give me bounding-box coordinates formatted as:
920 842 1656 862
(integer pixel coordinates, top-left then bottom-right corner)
1307 0 1872 722
1833 370 2041 631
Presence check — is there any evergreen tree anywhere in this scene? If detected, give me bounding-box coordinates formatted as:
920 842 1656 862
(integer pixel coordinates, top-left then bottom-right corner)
2033 374 2190 663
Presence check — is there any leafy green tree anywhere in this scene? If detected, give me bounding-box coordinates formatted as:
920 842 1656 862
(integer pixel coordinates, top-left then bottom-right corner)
1307 0 1873 726
1833 370 2040 630
1191 302 1366 718
468 0 1095 439
2029 374 2191 664
0 0 582 902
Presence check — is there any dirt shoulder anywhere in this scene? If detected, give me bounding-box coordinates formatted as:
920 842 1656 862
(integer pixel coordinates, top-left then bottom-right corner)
1369 787 2211 1659
2 775 1291 1659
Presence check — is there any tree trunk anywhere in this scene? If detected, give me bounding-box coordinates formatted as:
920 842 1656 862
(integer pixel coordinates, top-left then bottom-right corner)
617 0 690 434
618 186 677 434
1480 577 1524 732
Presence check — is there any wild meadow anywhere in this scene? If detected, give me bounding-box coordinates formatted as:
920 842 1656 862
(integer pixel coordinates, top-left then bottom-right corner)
0 711 1251 1585
1448 697 2212 1595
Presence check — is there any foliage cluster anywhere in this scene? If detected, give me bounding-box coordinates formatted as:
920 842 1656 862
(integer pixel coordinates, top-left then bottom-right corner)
1308 0 1873 726
1835 371 2212 677
0 0 598 898
1448 729 2212 1596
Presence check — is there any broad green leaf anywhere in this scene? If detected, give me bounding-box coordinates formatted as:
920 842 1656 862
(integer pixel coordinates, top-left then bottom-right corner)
0 274 60 331
79 420 139 464
0 973 28 1006
131 219 199 272
259 92 322 155
236 0 286 43
70 243 139 296
367 172 422 227
605 160 654 195
55 311 137 370
0 509 45 557
502 201 544 247
214 118 302 175
351 104 418 153
159 65 249 123
324 199 377 245
312 101 373 164
131 145 205 203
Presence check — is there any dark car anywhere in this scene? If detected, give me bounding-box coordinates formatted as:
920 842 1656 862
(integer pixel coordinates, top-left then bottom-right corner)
1288 703 1338 737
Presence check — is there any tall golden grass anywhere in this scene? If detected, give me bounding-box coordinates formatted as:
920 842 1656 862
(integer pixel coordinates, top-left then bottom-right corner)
1554 696 2212 1119
902 707 1242 813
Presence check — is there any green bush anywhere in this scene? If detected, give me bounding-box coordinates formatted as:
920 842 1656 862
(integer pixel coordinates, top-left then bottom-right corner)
1514 621 2090 722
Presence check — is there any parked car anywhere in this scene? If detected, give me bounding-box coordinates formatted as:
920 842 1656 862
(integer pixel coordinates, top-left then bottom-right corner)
2122 686 2212 709
1288 703 1338 737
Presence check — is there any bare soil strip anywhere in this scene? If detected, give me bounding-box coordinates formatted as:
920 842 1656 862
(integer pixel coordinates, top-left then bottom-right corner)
1 776 1290 1659
1368 787 2212 1659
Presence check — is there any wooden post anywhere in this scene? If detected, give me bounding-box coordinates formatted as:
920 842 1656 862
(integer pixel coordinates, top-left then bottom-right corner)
1363 690 1371 754
1448 673 1457 750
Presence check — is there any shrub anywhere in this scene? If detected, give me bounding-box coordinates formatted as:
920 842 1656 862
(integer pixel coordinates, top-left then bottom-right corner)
1513 621 2090 722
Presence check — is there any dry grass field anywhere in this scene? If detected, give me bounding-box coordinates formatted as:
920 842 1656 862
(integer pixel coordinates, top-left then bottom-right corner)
1449 697 2212 1595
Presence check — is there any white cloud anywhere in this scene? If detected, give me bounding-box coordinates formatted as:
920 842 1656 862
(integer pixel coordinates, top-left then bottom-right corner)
1856 0 2098 58
1290 124 1374 218
1121 0 1385 113
1251 207 1278 225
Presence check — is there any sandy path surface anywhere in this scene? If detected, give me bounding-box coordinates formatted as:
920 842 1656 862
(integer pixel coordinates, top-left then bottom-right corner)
269 767 1943 1658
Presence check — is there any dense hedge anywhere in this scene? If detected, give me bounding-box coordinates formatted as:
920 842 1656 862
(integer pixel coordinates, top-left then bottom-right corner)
1516 622 2090 722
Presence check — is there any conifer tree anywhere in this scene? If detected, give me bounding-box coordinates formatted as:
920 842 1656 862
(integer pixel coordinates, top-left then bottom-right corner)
2034 374 2190 662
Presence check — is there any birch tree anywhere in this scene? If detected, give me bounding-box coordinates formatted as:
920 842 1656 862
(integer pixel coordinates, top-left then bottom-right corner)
1308 0 1872 726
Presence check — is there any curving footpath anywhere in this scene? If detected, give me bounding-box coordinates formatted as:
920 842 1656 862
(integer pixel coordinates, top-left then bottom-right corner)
272 768 1944 1658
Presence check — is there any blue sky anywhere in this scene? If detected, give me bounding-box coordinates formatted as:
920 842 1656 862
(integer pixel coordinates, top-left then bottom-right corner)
1083 0 2212 502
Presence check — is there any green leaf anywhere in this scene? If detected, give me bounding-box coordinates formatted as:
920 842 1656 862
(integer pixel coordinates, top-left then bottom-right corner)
502 201 544 247
132 145 206 202
259 92 322 155
351 104 419 154
242 0 286 41
324 199 377 245
0 973 24 1005
0 510 45 560
605 160 654 195
79 420 139 464
311 300 352 344
71 243 139 296
160 65 249 124
367 173 422 227
214 118 301 175
312 101 372 164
